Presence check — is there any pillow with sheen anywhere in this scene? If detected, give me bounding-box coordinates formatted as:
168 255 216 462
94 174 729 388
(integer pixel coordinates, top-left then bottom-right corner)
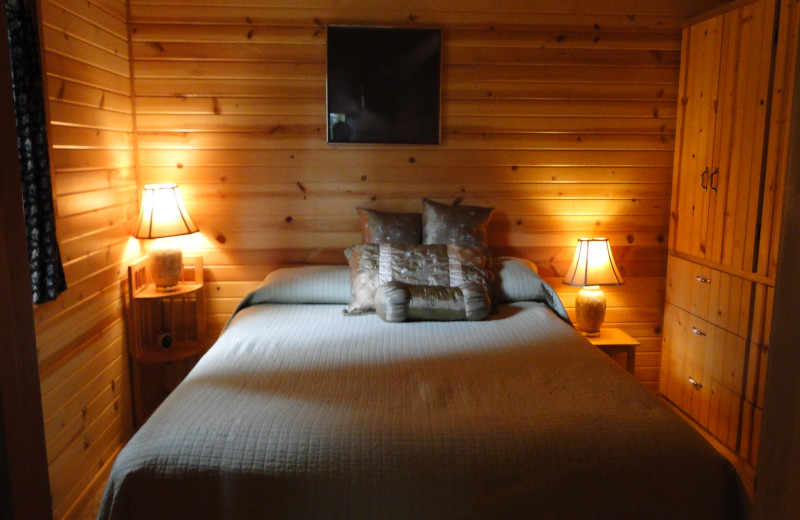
343 243 493 315
375 281 491 322
421 198 494 247
357 207 422 244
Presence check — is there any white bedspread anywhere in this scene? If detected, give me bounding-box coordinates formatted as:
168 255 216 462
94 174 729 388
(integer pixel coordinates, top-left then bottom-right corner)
99 299 746 519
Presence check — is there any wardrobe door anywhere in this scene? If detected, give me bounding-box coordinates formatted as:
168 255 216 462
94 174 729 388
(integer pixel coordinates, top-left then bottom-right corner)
671 0 777 266
708 0 777 272
671 15 723 259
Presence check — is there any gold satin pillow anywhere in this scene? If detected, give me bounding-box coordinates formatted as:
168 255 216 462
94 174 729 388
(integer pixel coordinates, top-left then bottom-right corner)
375 281 490 322
343 243 493 315
357 207 422 244
421 198 494 247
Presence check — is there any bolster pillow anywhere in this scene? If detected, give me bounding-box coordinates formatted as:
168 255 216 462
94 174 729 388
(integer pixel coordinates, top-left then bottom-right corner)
375 281 491 322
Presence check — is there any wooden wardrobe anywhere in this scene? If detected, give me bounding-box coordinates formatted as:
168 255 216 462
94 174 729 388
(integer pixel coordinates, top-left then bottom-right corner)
661 0 798 473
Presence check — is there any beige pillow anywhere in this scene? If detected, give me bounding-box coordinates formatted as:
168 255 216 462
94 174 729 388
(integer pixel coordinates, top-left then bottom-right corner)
421 198 494 247
357 207 422 244
343 243 493 315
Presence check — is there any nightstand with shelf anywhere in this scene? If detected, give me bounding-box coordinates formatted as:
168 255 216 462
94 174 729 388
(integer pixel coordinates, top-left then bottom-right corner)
127 255 206 425
586 327 640 375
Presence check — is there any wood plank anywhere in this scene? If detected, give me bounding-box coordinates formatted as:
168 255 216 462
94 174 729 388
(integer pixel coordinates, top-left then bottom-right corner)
44 358 125 464
758 0 798 279
127 6 696 32
138 164 674 185
48 100 134 132
47 0 128 39
136 148 676 168
130 39 680 68
127 0 724 18
47 77 133 114
45 52 131 95
43 24 130 77
132 23 682 50
132 130 674 152
49 397 129 519
41 0 130 59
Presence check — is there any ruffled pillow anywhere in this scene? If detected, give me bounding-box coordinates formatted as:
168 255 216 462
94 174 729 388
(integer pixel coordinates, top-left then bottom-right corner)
357 207 422 244
422 198 494 247
343 243 493 315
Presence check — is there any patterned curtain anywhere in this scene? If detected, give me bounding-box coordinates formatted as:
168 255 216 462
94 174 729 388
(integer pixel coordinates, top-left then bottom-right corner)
5 0 66 304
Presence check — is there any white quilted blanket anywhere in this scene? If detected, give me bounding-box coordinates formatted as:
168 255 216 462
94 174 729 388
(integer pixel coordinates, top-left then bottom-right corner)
99 273 746 519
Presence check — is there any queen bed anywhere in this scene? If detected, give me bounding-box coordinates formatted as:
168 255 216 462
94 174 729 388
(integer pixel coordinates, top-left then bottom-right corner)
98 255 747 520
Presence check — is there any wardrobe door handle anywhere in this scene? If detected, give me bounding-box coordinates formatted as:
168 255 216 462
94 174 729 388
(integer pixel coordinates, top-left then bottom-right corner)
689 377 703 389
700 166 709 190
692 327 706 336
695 275 711 284
710 167 719 192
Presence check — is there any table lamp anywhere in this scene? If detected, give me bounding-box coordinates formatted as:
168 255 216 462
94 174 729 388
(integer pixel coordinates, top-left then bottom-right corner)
563 238 623 336
133 183 199 291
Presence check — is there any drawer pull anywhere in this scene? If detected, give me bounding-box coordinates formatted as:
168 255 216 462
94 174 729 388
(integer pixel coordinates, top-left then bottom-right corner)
700 166 709 190
692 327 706 336
695 275 711 284
689 377 703 389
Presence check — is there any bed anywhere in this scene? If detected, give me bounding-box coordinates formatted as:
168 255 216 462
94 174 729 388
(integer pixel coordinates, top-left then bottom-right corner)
98 257 747 520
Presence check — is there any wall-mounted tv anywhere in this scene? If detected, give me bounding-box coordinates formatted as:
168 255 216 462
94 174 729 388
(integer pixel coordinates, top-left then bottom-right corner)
326 26 442 145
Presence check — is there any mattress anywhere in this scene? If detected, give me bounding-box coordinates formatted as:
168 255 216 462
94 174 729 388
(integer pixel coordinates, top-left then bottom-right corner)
98 263 747 520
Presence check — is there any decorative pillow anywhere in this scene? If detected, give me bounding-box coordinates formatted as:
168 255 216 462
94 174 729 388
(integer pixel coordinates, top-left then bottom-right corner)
488 256 571 324
343 243 493 315
422 198 494 247
255 265 352 304
357 207 422 244
375 281 490 322
224 265 352 330
492 256 542 302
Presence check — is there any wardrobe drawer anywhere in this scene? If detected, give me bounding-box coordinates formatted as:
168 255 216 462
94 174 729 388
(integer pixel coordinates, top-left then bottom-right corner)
661 304 715 426
661 303 746 453
665 255 752 338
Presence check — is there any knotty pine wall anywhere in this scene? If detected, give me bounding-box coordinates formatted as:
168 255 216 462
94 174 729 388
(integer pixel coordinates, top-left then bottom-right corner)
35 0 138 517
31 0 732 518
129 0 729 388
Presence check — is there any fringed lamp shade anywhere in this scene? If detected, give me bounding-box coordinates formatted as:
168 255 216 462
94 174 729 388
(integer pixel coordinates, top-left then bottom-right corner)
134 184 198 290
563 238 623 336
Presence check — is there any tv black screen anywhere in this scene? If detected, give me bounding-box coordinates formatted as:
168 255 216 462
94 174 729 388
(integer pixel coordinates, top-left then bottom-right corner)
326 26 442 145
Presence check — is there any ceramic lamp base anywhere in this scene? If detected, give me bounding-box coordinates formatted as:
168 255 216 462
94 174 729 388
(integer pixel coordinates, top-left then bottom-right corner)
575 285 606 336
149 248 183 291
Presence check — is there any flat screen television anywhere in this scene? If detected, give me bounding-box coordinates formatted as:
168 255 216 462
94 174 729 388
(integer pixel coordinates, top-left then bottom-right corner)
326 26 442 145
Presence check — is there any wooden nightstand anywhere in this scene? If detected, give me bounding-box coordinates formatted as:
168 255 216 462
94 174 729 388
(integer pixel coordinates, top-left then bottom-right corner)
127 255 206 425
586 327 640 375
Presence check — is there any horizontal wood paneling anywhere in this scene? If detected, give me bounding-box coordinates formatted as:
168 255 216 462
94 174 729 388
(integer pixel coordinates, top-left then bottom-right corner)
36 0 137 518
30 2 734 517
128 0 728 394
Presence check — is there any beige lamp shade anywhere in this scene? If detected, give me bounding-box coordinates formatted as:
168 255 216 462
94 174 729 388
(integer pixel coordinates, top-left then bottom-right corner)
563 238 623 336
563 238 623 288
134 183 199 240
134 184 198 290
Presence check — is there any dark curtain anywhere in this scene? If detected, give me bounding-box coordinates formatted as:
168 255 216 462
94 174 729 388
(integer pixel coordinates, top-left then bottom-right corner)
5 0 66 304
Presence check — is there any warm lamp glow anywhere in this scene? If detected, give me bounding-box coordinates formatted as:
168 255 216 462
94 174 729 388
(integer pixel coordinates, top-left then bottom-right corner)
133 184 198 291
134 183 198 239
563 238 623 336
